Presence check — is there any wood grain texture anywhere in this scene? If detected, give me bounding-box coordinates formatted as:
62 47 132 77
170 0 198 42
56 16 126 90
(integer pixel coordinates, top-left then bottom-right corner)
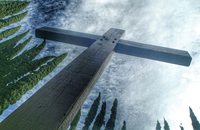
0 28 125 130
36 27 191 66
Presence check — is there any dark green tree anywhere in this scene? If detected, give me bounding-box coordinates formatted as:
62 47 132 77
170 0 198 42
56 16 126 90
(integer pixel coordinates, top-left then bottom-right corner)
163 118 170 130
92 101 106 130
82 92 101 130
0 1 68 114
105 98 118 130
0 1 30 19
69 109 81 130
8 35 32 60
0 25 21 40
0 31 31 71
180 124 184 130
121 120 126 130
0 39 46 77
0 10 28 29
0 52 68 112
189 107 200 130
156 120 161 130
0 29 30 56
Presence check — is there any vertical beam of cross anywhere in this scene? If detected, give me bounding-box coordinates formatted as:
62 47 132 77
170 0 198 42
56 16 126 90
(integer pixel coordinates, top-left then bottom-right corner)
0 28 125 130
0 26 192 130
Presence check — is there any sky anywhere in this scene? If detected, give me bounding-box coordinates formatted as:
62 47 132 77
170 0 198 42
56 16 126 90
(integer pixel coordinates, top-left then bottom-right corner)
1 0 200 129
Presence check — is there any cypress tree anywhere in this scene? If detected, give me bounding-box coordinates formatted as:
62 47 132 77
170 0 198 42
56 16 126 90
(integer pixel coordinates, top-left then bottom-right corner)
69 109 81 130
0 11 28 29
179 124 184 130
121 120 126 130
0 29 30 54
0 29 30 66
0 25 21 40
163 118 170 130
105 98 118 130
82 92 101 130
0 39 46 77
189 107 200 130
9 35 32 60
156 120 161 130
92 101 106 130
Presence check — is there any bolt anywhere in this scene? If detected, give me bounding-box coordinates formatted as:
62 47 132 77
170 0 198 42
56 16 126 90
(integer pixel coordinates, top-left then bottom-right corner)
100 39 103 41
114 38 117 40
112 41 115 43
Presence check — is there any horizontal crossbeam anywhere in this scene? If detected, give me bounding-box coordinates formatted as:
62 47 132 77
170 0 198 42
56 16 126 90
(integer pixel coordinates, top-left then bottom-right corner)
36 27 192 66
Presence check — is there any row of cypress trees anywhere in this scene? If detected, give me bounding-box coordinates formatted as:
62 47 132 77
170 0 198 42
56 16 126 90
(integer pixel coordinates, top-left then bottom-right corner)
69 95 200 130
82 92 101 130
0 1 68 115
0 1 30 19
156 107 200 130
69 92 127 130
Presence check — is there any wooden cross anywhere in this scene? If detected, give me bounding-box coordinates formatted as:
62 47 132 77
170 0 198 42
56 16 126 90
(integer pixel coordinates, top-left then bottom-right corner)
0 27 192 130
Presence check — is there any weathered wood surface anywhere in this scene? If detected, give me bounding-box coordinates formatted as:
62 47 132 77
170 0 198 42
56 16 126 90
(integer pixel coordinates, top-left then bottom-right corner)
0 28 125 130
36 26 192 66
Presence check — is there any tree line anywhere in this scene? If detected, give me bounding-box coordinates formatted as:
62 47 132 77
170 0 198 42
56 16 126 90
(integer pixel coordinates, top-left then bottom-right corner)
0 1 30 19
156 107 200 130
69 94 200 130
69 92 127 130
0 1 68 115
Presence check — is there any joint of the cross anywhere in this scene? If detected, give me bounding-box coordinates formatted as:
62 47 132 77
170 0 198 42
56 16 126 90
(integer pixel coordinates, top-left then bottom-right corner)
102 36 108 40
